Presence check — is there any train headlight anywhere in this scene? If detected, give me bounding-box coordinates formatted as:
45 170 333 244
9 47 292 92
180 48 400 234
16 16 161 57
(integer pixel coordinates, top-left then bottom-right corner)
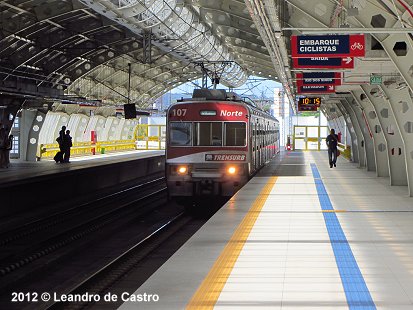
227 166 237 175
178 166 188 175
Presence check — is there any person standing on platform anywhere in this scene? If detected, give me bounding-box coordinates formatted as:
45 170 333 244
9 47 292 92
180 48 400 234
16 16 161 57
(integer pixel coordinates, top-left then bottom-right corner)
54 125 66 163
62 129 72 163
326 128 339 168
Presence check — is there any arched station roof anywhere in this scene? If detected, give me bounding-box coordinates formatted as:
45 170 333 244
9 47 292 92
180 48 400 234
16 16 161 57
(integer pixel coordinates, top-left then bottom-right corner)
0 0 273 107
0 0 412 110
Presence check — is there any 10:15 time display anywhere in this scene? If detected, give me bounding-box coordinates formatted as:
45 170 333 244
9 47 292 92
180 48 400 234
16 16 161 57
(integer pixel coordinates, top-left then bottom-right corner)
298 97 321 105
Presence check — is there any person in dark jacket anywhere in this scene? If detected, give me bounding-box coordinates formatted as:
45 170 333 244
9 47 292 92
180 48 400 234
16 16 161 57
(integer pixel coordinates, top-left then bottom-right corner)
54 126 66 163
326 128 339 168
62 130 73 163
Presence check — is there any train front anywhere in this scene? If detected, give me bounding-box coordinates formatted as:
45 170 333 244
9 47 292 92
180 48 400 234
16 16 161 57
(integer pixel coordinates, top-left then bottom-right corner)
166 101 249 200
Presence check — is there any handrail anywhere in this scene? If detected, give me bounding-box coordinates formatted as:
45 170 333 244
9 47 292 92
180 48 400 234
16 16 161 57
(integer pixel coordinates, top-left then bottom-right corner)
37 140 136 160
337 142 351 160
134 124 166 150
37 124 167 160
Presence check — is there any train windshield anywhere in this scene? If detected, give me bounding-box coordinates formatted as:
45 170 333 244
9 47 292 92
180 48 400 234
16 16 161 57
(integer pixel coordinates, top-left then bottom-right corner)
194 122 222 146
169 121 246 147
169 122 192 146
225 122 246 146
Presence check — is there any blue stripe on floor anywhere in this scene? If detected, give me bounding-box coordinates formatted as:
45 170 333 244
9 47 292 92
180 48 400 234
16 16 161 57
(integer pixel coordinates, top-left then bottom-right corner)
311 163 376 309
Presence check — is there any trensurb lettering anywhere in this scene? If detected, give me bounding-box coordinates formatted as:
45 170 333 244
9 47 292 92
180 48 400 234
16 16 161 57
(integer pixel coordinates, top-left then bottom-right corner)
205 154 246 161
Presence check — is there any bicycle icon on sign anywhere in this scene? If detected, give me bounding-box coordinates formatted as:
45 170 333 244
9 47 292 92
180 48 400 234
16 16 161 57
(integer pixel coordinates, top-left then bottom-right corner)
351 42 364 50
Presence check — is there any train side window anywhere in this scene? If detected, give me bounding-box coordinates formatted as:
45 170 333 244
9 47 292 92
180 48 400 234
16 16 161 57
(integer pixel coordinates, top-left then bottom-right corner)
169 122 192 146
193 122 222 146
225 122 246 146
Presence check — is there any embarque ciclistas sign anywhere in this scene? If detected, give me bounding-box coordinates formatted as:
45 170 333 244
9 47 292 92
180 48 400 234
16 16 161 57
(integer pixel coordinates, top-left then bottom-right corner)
291 34 365 58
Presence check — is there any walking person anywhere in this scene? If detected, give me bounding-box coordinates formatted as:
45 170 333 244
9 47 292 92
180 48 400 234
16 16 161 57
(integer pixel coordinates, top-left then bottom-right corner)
54 125 66 163
62 130 72 163
326 128 339 168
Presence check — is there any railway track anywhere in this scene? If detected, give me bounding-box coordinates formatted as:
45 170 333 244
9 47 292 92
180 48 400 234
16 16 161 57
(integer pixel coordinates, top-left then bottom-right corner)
0 176 166 248
0 177 169 300
46 212 190 310
0 175 227 310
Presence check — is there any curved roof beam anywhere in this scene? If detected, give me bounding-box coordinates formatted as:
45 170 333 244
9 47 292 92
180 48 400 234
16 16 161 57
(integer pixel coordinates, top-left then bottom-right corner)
78 0 248 87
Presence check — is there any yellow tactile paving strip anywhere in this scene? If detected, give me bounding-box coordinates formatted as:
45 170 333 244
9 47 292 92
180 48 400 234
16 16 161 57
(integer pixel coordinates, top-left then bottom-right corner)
186 176 278 310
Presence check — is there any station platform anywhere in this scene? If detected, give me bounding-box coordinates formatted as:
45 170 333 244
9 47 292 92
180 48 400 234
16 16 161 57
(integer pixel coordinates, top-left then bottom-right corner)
0 150 164 185
120 151 413 310
0 150 165 218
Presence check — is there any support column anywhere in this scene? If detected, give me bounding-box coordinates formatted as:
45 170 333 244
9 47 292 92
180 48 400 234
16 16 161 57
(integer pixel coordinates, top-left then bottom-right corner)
341 99 365 167
336 101 359 163
352 89 389 177
380 85 413 196
362 85 407 187
346 97 376 171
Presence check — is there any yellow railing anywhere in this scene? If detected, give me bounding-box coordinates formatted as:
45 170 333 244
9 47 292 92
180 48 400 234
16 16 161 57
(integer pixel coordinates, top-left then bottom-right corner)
134 124 166 150
38 125 167 160
96 140 135 153
338 142 351 160
38 140 136 160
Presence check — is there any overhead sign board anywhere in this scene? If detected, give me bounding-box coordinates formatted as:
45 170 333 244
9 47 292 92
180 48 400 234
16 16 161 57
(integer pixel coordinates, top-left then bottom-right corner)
370 75 382 85
298 105 318 112
297 84 335 94
292 57 354 69
291 34 365 58
296 72 342 86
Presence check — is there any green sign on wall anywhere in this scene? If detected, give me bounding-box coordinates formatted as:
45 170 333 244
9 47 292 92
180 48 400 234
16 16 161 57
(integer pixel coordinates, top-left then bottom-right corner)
370 75 382 85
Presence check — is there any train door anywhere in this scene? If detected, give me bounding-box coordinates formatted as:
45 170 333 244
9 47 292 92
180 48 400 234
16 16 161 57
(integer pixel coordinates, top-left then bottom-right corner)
259 121 263 167
250 121 254 173
264 122 268 162
254 120 258 170
257 122 260 167
263 122 266 163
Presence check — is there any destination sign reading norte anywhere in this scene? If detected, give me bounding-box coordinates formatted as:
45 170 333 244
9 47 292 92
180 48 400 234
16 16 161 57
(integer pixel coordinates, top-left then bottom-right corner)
291 34 365 58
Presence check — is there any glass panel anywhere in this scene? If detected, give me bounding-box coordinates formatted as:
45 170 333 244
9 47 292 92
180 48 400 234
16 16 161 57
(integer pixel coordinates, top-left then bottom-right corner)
194 122 222 146
307 127 319 138
320 126 328 138
307 141 319 150
13 117 19 128
320 141 328 150
169 122 191 146
11 135 19 154
295 127 306 138
225 122 246 146
295 139 306 150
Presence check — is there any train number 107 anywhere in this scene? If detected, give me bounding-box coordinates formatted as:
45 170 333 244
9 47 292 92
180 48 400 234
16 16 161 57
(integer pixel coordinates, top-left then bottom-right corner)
171 108 187 117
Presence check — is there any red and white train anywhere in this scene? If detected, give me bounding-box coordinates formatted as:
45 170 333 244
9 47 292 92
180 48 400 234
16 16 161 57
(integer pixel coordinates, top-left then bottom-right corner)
166 89 279 202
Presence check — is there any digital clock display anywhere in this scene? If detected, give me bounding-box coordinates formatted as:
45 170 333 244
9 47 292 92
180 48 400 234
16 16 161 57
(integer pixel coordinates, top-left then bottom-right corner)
298 97 321 112
298 97 321 105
